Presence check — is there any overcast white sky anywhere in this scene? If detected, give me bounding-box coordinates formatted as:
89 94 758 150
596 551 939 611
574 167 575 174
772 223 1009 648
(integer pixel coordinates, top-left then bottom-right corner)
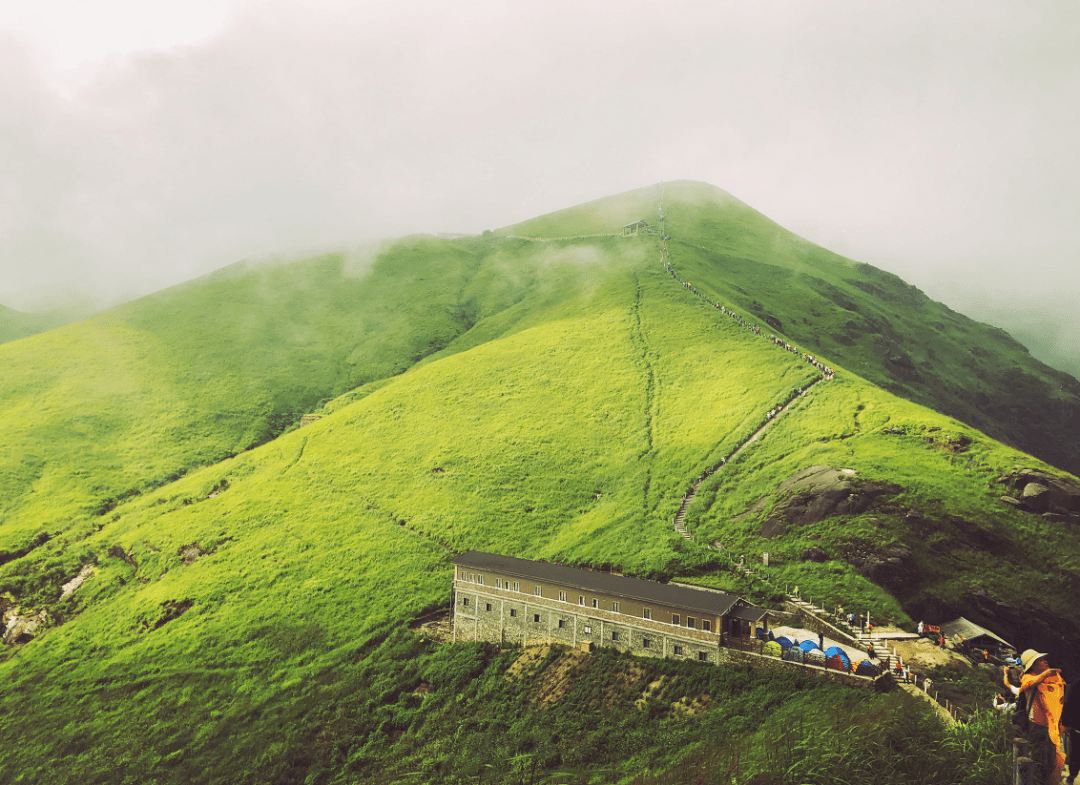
1 0 1077 373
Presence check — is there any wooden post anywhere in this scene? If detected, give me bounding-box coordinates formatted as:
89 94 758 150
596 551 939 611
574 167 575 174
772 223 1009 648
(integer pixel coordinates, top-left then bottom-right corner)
1014 757 1034 785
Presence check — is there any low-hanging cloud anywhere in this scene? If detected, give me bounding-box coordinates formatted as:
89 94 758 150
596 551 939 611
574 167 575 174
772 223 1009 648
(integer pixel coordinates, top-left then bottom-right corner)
0 0 1077 374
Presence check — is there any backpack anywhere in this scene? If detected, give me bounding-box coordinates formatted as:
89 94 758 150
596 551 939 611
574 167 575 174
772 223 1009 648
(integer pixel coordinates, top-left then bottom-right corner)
1012 688 1031 734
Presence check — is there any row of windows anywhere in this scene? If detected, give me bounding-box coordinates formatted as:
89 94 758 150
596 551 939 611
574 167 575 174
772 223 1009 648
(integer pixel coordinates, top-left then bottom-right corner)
458 598 710 660
458 571 714 631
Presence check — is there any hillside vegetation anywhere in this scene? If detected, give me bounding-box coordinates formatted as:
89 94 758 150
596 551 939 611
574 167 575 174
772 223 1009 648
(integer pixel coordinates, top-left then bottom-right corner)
0 181 1075 783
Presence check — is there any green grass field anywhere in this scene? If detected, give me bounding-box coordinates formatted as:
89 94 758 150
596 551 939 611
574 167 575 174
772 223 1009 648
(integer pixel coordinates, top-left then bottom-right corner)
0 181 1072 783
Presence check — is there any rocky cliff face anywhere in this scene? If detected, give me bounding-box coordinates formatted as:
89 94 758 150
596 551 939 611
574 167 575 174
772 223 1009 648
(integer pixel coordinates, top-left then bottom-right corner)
756 465 902 539
998 468 1080 522
739 464 1080 678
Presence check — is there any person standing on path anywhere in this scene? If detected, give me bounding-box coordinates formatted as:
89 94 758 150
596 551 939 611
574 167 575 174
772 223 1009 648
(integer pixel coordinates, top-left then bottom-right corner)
1019 649 1067 784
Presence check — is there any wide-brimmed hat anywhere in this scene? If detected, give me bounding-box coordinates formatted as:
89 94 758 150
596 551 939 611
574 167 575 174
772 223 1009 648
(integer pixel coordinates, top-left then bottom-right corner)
1020 649 1049 673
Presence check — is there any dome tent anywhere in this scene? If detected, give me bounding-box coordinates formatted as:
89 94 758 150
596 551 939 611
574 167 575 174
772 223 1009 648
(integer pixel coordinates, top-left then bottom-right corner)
827 652 851 671
855 660 879 677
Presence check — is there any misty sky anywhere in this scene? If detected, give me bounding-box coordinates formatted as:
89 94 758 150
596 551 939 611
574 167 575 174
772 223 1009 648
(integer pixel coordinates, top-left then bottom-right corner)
2 0 1078 375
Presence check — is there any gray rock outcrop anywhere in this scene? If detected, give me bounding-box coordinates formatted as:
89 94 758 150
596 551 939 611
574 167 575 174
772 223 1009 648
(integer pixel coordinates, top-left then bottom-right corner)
758 465 901 539
998 469 1080 520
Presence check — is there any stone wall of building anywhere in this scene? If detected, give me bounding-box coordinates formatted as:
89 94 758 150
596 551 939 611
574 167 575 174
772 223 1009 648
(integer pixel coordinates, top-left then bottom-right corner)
453 585 722 664
454 585 875 684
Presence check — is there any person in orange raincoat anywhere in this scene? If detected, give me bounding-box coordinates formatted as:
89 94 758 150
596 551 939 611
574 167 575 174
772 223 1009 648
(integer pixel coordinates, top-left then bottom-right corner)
1019 649 1067 784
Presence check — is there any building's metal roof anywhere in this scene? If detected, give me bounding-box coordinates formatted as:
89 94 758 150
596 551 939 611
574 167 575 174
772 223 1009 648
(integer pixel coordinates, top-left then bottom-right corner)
731 605 770 622
454 550 747 617
939 617 1012 648
623 220 648 227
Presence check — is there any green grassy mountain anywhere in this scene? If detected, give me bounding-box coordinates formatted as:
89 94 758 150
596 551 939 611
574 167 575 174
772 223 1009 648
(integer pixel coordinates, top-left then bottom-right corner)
0 182 1075 783
0 302 79 345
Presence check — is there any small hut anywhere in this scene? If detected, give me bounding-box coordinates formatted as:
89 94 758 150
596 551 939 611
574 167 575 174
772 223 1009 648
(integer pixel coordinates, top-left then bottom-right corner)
622 220 649 237
939 617 1013 657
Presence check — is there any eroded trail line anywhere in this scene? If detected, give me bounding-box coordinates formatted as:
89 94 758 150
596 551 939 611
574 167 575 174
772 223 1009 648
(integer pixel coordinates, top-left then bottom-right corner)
671 377 823 541
630 277 659 529
657 182 828 542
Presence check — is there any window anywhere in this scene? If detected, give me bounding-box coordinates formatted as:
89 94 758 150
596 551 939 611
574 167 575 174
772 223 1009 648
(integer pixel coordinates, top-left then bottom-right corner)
592 598 599 609
643 638 652 649
673 645 684 656
702 620 711 633
612 602 620 613
533 614 541 623
534 586 541 596
579 596 585 606
513 582 520 592
643 608 651 620
510 608 518 618
477 575 484 585
462 597 469 607
583 625 592 634
484 603 492 612
469 574 474 583
460 569 467 580
611 631 620 641
559 591 566 602
496 578 502 588
672 614 680 626
687 617 695 629
698 652 708 662
558 619 566 629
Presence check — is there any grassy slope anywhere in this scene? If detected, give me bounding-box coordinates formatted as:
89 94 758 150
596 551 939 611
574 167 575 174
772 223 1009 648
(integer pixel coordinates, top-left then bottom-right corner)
496 183 661 238
0 181 1070 782
0 230 1064 783
662 179 1080 476
0 303 72 345
0 237 524 552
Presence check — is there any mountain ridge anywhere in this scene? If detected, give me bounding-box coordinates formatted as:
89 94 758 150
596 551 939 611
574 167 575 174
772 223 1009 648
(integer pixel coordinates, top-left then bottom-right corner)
0 181 1076 783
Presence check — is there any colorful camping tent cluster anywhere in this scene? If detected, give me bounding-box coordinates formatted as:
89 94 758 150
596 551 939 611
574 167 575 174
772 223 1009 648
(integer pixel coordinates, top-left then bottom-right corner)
768 636 879 677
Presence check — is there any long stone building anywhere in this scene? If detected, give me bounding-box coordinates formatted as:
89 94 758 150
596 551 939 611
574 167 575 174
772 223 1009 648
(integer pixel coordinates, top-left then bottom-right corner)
452 550 770 665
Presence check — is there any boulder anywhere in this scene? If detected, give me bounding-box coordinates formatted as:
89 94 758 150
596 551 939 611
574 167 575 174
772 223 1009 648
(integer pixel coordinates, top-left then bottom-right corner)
801 547 828 563
1043 512 1080 524
999 469 1080 515
1020 483 1052 514
2 609 48 645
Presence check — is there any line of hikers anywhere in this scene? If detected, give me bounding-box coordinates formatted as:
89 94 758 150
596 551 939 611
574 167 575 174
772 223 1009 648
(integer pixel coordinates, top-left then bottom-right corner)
661 257 836 380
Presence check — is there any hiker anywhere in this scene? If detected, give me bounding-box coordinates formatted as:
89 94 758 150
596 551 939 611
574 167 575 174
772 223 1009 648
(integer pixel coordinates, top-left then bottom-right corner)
867 642 876 660
917 620 924 636
1019 649 1067 784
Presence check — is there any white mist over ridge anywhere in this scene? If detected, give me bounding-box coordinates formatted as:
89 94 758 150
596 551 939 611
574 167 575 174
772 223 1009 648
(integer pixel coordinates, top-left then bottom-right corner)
0 0 1077 376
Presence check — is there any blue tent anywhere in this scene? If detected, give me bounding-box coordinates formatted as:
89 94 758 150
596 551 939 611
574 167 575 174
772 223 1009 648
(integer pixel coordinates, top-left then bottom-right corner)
855 660 879 677
775 636 796 650
798 640 820 653
825 646 845 658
